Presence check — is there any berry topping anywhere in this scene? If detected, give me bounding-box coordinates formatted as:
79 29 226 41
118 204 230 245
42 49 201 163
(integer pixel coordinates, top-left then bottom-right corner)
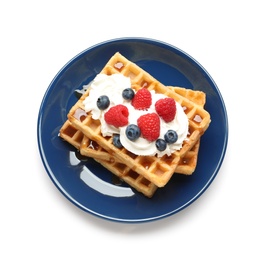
104 104 129 127
97 95 110 110
164 130 178 144
155 139 167 151
113 134 123 148
155 98 176 122
122 88 135 101
131 88 152 110
137 113 160 141
126 124 141 141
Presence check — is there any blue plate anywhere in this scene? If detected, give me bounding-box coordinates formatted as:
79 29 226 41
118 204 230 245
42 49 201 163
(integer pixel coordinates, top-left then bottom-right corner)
37 38 228 223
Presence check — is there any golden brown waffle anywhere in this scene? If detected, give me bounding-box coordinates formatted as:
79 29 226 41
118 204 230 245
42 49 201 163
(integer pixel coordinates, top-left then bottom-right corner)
60 86 206 197
171 87 206 107
169 86 205 175
67 52 211 187
59 120 83 150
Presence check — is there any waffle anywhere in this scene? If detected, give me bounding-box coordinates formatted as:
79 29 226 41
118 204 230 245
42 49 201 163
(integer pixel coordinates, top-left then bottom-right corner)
60 86 206 197
67 52 211 187
59 120 84 150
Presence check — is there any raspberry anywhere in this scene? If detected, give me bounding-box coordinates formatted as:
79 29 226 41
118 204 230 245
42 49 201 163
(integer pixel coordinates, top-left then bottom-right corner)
104 104 129 127
155 98 176 122
131 88 152 110
137 113 160 141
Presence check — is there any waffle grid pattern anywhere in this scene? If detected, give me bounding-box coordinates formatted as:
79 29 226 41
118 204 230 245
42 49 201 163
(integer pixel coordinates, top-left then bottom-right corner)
60 84 207 197
67 52 210 187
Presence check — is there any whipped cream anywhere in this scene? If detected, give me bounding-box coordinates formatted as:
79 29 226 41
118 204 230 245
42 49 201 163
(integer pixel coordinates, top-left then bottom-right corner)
82 74 189 157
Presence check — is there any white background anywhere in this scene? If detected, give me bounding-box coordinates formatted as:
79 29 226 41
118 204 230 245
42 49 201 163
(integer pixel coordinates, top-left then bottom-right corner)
1 0 263 259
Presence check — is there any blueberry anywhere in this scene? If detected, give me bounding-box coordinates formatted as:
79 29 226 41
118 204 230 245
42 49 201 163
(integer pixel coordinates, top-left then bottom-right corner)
122 88 135 100
155 139 167 151
113 134 123 148
126 124 141 141
164 130 178 144
97 95 110 110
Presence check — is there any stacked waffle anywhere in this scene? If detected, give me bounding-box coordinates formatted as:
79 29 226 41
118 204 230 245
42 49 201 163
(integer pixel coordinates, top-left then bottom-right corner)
60 52 211 197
